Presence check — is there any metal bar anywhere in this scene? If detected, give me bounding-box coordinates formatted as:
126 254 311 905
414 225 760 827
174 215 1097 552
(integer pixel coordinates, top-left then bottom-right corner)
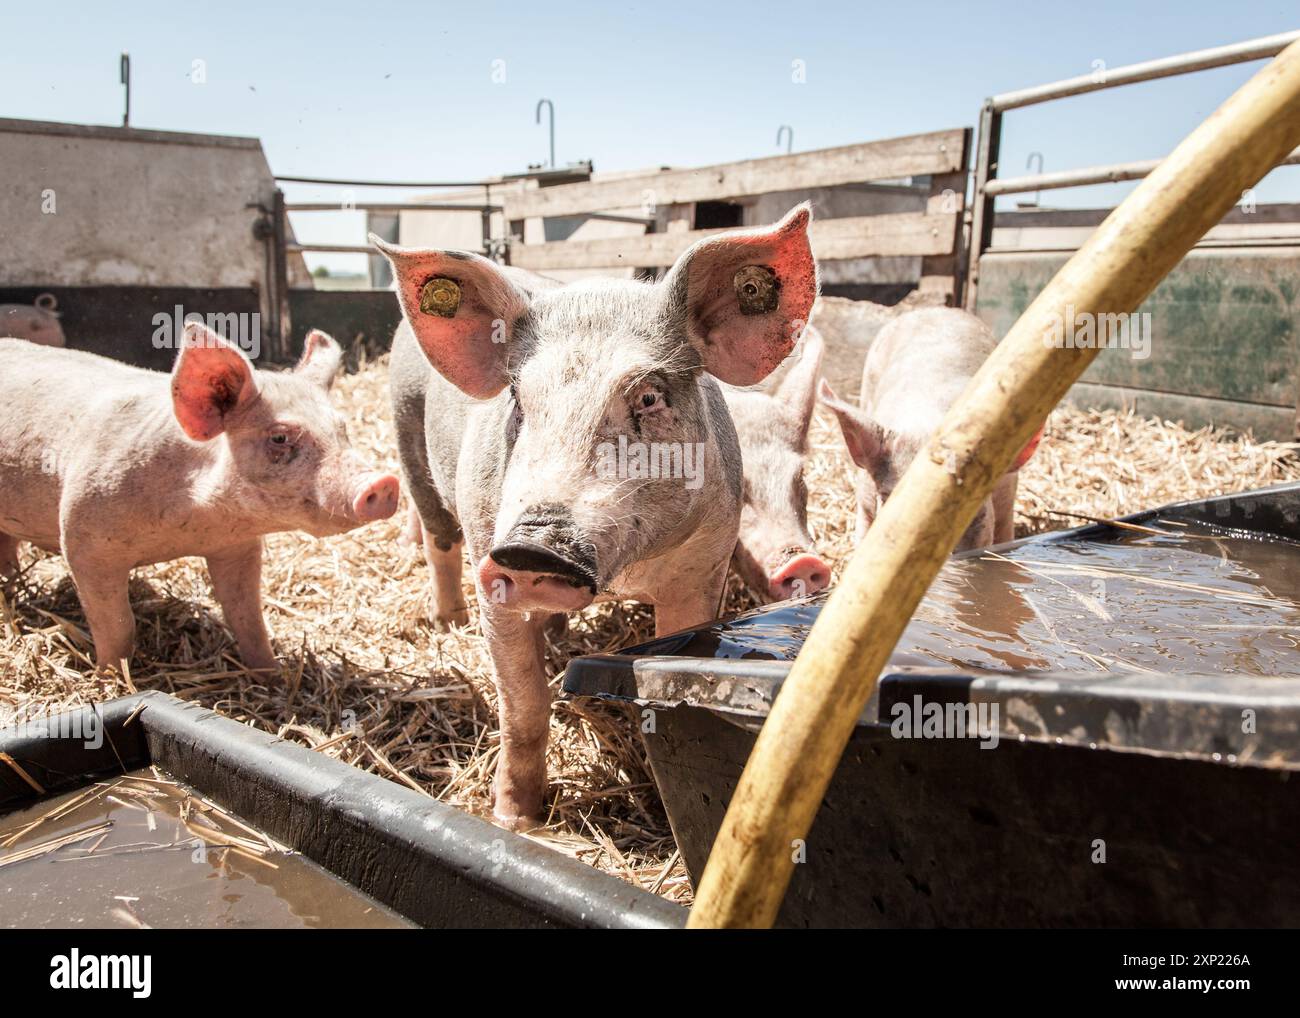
274 175 491 188
271 189 289 360
119 53 131 127
583 212 657 225
536 99 555 168
284 202 502 212
286 243 376 254
990 30 1300 112
984 146 1300 196
964 102 1001 311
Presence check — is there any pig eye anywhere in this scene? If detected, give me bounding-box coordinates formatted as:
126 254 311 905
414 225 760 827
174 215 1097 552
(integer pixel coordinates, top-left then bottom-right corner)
266 428 298 464
632 388 666 415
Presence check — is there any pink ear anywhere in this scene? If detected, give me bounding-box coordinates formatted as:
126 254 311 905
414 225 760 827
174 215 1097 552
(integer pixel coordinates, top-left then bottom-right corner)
665 204 818 386
170 322 257 441
819 379 886 470
370 235 528 398
295 329 343 389
775 325 826 437
1012 424 1043 471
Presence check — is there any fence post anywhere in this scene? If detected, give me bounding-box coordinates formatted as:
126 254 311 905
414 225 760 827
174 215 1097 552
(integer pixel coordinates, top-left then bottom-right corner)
964 102 1002 312
271 188 290 361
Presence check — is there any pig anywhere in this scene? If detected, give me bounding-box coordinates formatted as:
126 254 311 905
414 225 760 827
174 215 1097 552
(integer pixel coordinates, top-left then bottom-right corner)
819 307 1039 551
0 294 65 347
377 204 817 825
0 323 399 673
396 289 832 609
720 325 832 602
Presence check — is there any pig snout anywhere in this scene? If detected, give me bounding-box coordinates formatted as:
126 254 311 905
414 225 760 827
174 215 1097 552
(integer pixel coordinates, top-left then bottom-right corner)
479 507 599 613
350 472 400 523
768 550 831 601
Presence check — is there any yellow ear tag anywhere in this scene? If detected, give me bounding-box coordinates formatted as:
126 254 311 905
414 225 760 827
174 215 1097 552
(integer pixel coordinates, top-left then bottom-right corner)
733 265 779 315
419 277 461 318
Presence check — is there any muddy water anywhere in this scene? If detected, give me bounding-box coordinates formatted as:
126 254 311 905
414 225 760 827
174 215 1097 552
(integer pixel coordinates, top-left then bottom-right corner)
0 768 414 928
675 523 1300 675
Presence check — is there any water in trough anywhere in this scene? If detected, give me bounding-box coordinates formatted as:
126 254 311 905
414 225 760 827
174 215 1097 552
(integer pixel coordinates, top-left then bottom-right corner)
0 768 413 928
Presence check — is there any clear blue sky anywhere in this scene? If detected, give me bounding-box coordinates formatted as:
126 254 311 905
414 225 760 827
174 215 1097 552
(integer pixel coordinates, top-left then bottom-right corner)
4 1 1297 271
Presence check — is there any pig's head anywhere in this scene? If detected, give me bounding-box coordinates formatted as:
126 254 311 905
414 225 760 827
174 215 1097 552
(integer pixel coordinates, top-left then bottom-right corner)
374 205 817 614
170 322 399 537
726 328 832 602
820 381 1039 550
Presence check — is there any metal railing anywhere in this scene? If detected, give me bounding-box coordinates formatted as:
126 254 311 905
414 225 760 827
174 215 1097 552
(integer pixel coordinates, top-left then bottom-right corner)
964 29 1300 310
256 174 501 355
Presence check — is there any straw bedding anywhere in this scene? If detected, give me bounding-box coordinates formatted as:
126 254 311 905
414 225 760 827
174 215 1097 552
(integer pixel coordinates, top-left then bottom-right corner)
2 351 1297 903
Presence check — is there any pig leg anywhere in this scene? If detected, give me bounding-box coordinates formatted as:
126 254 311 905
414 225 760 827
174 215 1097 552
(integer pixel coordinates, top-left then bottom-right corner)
991 474 1019 545
422 531 470 629
400 502 423 545
481 608 551 826
0 532 18 580
206 541 277 671
64 548 135 672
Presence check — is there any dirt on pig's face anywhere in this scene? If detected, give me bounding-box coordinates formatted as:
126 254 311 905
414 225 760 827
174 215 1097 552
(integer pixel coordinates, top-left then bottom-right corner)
486 282 724 609
374 204 818 615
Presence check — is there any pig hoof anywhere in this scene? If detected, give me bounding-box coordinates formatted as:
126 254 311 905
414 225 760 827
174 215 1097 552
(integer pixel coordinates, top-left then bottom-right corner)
434 606 471 631
492 808 544 833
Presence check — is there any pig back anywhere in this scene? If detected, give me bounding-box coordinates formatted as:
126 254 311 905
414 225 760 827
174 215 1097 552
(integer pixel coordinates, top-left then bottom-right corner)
389 320 475 529
861 308 998 437
0 340 163 547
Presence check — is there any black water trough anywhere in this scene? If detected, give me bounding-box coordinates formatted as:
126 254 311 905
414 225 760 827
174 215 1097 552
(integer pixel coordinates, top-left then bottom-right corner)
564 482 1300 928
0 693 684 929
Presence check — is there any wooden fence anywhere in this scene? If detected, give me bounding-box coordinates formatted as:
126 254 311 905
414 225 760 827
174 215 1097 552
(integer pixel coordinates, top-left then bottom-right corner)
502 128 972 304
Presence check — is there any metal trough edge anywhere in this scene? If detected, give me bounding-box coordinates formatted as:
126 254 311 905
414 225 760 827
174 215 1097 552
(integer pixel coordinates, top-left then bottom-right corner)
564 656 1300 770
0 692 685 930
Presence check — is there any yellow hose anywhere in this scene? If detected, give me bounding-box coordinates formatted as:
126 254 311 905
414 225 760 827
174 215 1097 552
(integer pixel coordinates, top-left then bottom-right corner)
688 38 1300 929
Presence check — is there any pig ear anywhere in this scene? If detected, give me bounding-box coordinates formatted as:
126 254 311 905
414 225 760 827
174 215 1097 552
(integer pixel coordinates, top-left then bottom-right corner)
171 321 258 441
370 235 527 398
663 204 818 386
775 325 825 442
1012 424 1044 471
819 380 887 470
295 329 343 390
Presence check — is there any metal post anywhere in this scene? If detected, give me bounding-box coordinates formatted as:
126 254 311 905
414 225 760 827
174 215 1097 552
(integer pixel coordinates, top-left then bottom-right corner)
776 125 793 153
120 53 131 127
270 189 289 361
964 101 1002 312
535 99 555 168
482 183 493 258
1025 152 1044 207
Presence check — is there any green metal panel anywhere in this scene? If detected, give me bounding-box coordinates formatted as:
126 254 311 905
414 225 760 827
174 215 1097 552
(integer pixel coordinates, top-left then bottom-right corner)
976 248 1299 436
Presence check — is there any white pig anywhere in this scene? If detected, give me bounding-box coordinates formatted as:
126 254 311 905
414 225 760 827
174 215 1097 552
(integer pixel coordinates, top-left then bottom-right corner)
819 307 1040 550
720 326 831 602
399 313 832 609
0 324 399 672
377 205 817 825
1 294 65 347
